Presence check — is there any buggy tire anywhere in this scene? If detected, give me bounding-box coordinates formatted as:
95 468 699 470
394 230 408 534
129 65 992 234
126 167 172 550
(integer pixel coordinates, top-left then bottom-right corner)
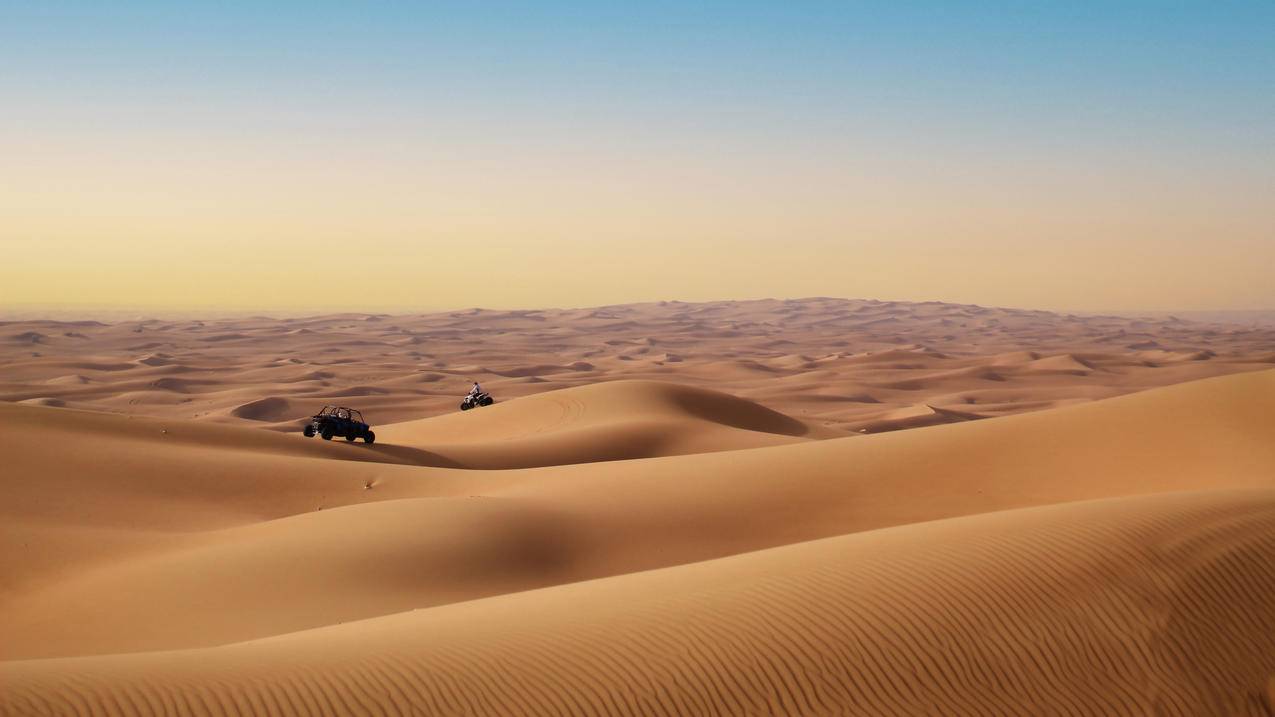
345 433 356 442
321 427 334 440
303 425 315 437
364 431 375 445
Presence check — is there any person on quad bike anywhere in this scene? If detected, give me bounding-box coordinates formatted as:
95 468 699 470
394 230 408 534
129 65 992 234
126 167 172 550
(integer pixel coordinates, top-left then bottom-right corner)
460 382 494 410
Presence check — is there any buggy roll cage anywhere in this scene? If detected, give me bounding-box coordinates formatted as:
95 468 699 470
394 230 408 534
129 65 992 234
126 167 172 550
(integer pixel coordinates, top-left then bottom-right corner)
317 405 364 423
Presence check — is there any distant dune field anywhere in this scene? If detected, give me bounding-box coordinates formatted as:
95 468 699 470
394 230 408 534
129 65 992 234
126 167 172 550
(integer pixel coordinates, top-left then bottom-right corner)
3 298 1274 435
4 299 1275 715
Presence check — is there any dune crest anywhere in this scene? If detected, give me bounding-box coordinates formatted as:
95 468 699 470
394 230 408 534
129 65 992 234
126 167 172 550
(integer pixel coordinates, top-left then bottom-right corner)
376 380 837 468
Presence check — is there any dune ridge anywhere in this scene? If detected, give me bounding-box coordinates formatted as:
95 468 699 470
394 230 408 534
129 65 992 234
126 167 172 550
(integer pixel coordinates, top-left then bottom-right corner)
375 380 839 468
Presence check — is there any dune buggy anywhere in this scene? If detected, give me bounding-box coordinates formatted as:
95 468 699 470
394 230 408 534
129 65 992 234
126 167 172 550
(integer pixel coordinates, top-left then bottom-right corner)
303 405 375 444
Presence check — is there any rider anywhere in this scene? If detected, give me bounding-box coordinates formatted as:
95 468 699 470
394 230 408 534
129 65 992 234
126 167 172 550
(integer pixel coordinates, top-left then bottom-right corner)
468 381 483 400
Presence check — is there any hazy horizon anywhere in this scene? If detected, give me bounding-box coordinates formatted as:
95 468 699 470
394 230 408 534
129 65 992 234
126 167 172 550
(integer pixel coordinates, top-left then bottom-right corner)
5 296 1275 326
4 2 1273 312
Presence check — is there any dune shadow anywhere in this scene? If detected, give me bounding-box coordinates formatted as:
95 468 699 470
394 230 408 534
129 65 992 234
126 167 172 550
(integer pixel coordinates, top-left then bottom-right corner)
362 443 466 469
666 388 812 438
313 440 466 469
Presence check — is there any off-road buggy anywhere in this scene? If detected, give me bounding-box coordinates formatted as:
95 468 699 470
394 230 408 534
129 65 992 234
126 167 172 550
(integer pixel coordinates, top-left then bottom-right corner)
303 405 375 443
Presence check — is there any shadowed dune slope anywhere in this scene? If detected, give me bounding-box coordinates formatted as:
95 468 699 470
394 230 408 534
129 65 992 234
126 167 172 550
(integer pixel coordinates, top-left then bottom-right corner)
6 489 1275 716
3 370 1275 667
376 379 842 468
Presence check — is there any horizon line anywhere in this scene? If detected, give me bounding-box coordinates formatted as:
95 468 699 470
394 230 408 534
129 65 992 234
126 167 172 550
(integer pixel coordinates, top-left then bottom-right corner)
5 297 1275 324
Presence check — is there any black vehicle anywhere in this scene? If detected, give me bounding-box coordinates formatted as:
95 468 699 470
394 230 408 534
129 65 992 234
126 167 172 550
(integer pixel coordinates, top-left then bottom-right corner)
460 392 495 411
303 405 375 443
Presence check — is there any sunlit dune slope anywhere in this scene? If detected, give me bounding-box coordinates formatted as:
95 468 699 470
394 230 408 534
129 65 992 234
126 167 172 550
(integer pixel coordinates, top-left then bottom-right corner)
0 400 435 470
377 379 843 468
2 370 1274 666
6 489 1275 715
0 399 458 531
0 400 462 631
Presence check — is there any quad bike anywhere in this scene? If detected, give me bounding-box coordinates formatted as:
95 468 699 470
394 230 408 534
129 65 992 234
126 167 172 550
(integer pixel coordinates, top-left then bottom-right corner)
460 392 495 411
303 405 375 443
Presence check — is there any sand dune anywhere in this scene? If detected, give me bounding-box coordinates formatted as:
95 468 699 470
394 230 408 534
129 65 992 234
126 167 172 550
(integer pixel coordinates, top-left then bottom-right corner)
5 300 1275 714
6 490 1275 715
376 380 838 468
3 371 1275 672
3 298 1274 432
227 395 299 422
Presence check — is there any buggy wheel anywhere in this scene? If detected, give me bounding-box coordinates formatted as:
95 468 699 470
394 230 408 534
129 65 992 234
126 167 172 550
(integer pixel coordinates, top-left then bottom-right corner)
303 425 315 438
321 427 334 440
364 431 375 445
345 433 356 442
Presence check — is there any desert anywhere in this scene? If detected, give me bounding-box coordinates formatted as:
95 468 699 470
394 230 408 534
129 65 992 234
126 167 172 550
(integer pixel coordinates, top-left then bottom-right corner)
6 2 1275 713
4 298 1275 714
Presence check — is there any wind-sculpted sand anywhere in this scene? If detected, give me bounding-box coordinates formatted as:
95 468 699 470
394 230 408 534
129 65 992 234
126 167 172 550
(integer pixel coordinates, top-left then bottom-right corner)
9 490 1275 715
4 299 1275 715
3 298 1274 434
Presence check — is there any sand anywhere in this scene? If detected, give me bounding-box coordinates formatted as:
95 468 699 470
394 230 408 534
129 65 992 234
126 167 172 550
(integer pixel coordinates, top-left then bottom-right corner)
4 298 1274 434
4 298 1275 715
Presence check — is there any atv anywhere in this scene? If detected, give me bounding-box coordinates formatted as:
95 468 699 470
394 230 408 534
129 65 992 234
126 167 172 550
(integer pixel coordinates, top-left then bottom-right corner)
460 392 495 411
303 405 375 443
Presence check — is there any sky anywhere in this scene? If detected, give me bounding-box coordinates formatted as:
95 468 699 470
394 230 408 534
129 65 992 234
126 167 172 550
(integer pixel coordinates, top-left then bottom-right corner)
2 1 1272 313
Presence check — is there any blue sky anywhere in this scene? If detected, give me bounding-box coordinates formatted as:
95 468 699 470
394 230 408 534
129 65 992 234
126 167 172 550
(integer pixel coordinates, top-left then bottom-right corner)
7 2 1270 142
3 2 1273 310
